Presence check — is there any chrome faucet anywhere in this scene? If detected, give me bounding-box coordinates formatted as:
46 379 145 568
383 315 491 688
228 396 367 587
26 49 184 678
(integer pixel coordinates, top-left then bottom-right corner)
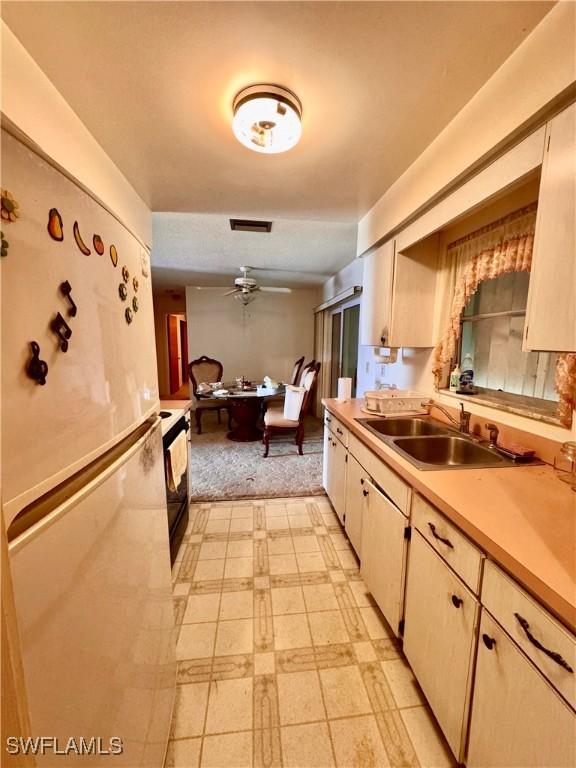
426 402 472 434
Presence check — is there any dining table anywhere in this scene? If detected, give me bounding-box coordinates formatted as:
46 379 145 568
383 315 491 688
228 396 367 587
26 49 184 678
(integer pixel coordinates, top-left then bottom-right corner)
200 383 285 442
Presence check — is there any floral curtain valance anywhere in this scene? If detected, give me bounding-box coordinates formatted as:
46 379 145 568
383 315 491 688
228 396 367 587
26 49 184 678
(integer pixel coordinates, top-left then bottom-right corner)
431 202 576 427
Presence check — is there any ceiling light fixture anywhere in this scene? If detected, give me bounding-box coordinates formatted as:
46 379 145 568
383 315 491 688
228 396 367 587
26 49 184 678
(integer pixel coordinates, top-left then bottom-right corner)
234 291 256 306
232 84 302 154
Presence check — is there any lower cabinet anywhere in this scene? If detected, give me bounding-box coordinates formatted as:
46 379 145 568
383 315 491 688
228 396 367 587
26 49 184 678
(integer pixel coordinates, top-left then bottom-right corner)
323 428 347 524
323 410 575 768
343 453 368 557
360 478 408 637
403 530 479 761
467 610 576 768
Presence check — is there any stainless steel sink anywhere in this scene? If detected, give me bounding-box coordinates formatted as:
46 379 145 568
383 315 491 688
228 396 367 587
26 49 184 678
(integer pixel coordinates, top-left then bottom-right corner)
391 435 514 470
357 417 453 438
354 416 521 470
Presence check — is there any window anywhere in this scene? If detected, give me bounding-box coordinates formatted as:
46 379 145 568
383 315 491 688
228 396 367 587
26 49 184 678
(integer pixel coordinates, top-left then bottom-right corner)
458 271 558 409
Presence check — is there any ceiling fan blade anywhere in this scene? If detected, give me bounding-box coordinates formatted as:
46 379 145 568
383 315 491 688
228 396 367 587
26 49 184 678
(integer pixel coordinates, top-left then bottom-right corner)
223 288 241 296
259 286 292 293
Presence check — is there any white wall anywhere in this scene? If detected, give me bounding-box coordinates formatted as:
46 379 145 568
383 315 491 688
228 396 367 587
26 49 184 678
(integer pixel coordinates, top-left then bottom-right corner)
357 2 576 255
1 22 151 245
185 287 319 384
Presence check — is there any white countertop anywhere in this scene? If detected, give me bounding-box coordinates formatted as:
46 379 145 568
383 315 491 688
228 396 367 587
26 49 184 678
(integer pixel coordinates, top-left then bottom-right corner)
159 400 191 437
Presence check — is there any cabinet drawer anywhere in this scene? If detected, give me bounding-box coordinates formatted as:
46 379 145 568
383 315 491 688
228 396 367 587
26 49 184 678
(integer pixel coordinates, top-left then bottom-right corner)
482 560 576 709
348 433 410 515
411 493 483 594
324 411 348 447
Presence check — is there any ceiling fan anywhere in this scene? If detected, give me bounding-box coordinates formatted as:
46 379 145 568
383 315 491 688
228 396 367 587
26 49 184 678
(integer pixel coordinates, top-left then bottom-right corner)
223 266 292 305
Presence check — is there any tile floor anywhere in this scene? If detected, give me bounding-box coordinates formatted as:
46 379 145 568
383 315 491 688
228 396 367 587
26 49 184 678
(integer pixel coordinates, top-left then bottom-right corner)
167 497 455 768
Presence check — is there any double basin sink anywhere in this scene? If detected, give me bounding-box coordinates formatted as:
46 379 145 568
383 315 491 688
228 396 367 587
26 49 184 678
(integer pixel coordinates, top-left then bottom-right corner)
356 417 517 471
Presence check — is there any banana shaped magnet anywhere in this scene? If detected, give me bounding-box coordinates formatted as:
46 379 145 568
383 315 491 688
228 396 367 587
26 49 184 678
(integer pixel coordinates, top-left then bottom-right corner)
73 221 91 255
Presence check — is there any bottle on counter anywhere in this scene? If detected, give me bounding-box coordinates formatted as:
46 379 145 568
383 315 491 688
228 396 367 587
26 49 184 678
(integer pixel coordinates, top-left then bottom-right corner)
460 353 474 387
449 365 461 392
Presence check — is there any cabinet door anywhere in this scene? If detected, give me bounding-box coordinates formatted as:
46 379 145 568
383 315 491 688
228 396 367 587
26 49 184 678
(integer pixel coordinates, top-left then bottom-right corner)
359 240 394 346
344 454 368 557
525 103 575 351
360 479 408 636
468 611 576 768
325 432 347 524
403 531 479 761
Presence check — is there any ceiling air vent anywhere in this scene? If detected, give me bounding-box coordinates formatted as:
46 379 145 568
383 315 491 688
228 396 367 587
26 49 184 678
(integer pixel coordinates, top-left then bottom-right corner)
229 219 272 233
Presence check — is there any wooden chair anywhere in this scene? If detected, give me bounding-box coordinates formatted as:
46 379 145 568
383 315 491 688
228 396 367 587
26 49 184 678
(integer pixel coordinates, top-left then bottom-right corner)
188 355 231 435
263 363 320 457
297 359 316 386
264 356 306 414
290 356 305 385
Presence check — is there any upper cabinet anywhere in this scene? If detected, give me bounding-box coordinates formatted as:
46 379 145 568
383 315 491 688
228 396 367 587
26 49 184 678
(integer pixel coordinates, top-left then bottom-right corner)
360 236 439 347
524 103 576 352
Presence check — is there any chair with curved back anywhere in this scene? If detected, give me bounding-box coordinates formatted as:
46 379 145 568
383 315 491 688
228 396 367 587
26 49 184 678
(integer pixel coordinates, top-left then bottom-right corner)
262 362 320 458
263 356 306 414
297 359 316 386
188 355 231 434
290 356 305 386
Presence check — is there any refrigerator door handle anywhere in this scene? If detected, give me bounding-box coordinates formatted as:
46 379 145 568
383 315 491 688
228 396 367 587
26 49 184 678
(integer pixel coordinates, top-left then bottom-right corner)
7 417 160 547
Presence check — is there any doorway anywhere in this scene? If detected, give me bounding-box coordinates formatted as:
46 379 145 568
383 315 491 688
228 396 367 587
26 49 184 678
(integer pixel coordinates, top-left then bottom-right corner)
329 302 360 397
167 313 189 397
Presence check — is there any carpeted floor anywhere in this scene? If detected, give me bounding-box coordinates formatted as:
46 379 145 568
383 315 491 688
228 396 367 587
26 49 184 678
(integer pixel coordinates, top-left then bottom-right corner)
189 412 324 501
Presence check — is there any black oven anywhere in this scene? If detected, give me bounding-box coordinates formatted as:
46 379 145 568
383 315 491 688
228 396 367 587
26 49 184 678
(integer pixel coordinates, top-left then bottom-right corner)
162 414 189 565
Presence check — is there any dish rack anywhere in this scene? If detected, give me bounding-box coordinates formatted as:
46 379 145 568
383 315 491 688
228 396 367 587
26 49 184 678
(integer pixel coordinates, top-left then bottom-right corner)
363 390 429 415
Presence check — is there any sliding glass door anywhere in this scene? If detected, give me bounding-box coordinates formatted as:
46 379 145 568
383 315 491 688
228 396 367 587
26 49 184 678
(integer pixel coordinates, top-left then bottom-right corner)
330 302 360 397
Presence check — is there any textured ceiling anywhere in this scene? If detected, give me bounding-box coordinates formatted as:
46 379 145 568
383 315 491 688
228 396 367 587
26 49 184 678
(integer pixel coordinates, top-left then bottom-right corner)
151 213 358 289
3 0 553 223
2 1 553 286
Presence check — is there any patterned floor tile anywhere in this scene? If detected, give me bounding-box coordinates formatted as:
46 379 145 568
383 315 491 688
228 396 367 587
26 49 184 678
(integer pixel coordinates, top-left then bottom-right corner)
211 653 253 681
253 674 281 730
254 589 274 652
254 729 282 768
313 643 356 670
275 647 317 674
334 583 369 642
177 542 201 580
177 659 213 685
375 709 419 767
173 597 187 627
166 495 448 768
254 539 269 576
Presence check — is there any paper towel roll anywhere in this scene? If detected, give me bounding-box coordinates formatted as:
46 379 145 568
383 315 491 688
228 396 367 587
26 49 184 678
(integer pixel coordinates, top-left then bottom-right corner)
337 377 352 402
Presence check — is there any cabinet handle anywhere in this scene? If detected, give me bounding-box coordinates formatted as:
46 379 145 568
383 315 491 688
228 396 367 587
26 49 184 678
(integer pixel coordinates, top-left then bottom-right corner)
428 522 454 549
360 478 364 485
514 613 574 673
336 427 343 436
326 417 332 423
482 633 496 650
451 595 463 609
363 489 369 497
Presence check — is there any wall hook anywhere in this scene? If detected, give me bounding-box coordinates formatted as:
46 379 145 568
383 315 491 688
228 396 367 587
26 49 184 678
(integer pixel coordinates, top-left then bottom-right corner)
26 341 48 385
60 280 77 317
51 312 72 352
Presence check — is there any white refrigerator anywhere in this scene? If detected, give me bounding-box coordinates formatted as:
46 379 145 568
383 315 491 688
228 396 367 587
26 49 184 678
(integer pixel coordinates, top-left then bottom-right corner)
1 128 176 765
